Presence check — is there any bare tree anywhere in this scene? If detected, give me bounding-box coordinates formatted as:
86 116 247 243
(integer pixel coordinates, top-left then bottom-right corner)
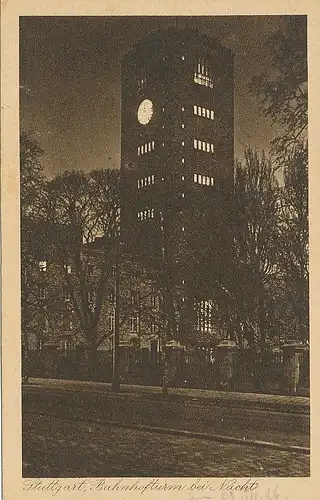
251 17 307 165
20 132 47 382
45 169 120 378
277 144 309 342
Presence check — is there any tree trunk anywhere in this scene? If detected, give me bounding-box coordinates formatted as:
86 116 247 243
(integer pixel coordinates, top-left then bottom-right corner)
22 329 29 384
161 344 169 396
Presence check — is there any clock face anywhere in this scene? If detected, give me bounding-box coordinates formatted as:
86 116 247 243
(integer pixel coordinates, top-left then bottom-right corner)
137 99 154 125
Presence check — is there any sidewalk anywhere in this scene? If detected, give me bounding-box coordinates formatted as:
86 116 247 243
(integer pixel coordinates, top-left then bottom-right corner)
25 377 310 413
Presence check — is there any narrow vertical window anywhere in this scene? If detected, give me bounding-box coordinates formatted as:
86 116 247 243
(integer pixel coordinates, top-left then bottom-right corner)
210 110 214 120
193 105 197 115
39 260 47 272
194 173 197 183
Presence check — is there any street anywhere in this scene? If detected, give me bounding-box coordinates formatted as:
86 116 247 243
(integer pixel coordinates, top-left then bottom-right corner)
22 380 309 477
23 413 309 477
23 382 310 448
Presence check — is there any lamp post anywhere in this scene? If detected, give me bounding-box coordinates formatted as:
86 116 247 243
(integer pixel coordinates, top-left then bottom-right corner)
112 225 121 392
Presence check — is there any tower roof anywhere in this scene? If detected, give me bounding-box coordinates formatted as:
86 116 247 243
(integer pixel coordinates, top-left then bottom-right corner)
122 27 233 64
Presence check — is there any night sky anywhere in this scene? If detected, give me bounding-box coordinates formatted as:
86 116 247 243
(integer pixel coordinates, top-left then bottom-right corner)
19 15 295 178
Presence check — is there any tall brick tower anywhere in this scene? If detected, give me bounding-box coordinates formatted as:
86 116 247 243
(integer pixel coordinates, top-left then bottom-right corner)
121 28 234 341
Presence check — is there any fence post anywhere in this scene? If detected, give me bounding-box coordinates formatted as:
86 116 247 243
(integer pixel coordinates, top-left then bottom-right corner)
216 340 238 390
281 341 309 393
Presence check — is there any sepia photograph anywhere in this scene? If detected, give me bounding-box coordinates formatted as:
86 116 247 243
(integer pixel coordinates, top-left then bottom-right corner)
19 15 309 478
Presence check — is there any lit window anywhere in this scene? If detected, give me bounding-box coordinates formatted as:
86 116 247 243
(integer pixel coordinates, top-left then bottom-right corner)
182 106 185 111
194 105 215 121
202 175 206 184
182 176 185 181
64 263 71 274
182 158 185 163
162 142 165 147
198 140 201 149
206 143 210 152
130 316 139 333
39 260 47 272
64 287 71 302
137 179 140 188
182 227 185 232
194 59 214 88
181 56 185 60
181 124 185 129
194 173 197 182
88 290 96 310
182 193 185 198
198 174 201 184
197 300 213 333
211 144 214 153
39 286 47 300
109 309 115 332
148 143 151 152
162 125 165 129
138 146 140 155
206 177 210 186
182 141 185 146
182 279 185 285
211 177 214 186
162 106 165 112
144 144 147 153
150 292 158 307
152 141 155 150
152 175 155 184
193 139 197 148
